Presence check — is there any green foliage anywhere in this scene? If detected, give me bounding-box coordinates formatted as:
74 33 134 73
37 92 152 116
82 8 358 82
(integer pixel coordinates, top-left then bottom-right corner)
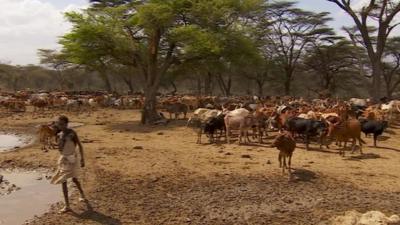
60 11 115 68
171 25 223 57
136 2 175 30
55 0 376 97
59 0 264 82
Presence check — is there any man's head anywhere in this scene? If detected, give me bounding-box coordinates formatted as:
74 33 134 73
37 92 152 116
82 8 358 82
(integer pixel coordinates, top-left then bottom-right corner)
57 115 69 131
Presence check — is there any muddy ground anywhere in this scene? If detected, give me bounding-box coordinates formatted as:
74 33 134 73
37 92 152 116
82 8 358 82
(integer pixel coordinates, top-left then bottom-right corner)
0 109 399 225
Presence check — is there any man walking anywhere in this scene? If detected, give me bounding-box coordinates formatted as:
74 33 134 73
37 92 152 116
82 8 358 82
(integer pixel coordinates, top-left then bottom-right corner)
51 115 87 213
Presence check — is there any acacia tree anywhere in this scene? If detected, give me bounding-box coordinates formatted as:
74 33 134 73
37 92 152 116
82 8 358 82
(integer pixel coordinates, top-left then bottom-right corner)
59 9 119 92
304 40 362 94
37 49 73 90
0 64 21 91
168 0 264 97
240 55 279 96
327 0 400 100
258 2 334 95
62 0 262 123
111 65 139 93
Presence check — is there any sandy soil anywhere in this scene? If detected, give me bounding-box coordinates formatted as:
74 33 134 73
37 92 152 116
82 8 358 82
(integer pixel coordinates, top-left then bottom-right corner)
0 109 399 225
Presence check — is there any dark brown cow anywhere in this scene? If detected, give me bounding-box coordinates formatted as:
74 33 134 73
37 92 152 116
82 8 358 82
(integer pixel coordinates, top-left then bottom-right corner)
271 132 296 177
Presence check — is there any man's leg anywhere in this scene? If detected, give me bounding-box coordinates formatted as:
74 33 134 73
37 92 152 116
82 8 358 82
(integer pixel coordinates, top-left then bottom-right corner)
60 181 70 213
72 178 86 201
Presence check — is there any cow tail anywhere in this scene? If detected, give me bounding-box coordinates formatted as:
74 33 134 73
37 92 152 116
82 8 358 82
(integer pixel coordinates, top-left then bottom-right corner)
359 137 366 144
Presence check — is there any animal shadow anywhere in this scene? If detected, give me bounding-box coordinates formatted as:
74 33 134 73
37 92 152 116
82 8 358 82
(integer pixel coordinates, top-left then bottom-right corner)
377 136 390 141
106 119 186 133
345 153 382 161
239 142 272 147
384 129 396 135
291 168 317 182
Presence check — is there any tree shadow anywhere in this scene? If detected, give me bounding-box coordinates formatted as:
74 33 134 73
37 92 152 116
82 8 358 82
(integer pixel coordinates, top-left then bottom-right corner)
375 146 400 152
291 168 317 182
105 119 188 133
70 203 121 225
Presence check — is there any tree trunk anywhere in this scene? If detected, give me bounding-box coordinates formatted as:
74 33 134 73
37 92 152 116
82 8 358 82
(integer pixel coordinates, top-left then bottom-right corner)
139 29 175 125
284 78 291 95
122 76 134 93
284 67 293 95
197 77 202 95
387 87 392 99
216 73 232 97
204 72 213 95
141 87 161 124
127 81 134 93
256 80 264 96
57 70 64 90
12 77 18 92
371 62 383 99
226 76 232 96
324 73 330 90
99 71 112 92
170 81 177 95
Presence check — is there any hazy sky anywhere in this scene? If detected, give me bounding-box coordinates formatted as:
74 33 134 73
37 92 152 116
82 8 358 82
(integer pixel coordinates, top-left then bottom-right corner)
0 0 397 65
0 0 89 65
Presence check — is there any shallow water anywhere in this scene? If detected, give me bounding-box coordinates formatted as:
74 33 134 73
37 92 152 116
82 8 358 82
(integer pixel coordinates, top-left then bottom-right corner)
0 170 61 225
0 134 29 152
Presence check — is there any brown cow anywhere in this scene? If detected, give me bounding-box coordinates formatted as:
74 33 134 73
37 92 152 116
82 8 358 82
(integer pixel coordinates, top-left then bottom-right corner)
326 117 366 156
31 98 49 112
164 102 188 119
271 132 296 177
38 123 59 151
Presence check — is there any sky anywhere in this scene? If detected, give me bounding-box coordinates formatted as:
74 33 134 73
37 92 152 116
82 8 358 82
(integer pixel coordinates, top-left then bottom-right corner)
0 0 398 65
0 0 89 65
297 0 352 31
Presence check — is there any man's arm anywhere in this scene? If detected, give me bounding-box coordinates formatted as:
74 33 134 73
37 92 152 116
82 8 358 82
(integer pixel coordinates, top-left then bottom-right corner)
73 131 85 167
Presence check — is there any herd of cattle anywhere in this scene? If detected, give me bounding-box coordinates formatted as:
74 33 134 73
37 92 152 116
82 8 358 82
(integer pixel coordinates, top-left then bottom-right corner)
2 91 399 176
0 91 145 112
183 97 398 176
186 97 398 166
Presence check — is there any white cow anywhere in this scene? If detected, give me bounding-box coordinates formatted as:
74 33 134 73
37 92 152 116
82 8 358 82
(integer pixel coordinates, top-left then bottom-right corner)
381 100 400 122
224 108 254 144
349 98 369 107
